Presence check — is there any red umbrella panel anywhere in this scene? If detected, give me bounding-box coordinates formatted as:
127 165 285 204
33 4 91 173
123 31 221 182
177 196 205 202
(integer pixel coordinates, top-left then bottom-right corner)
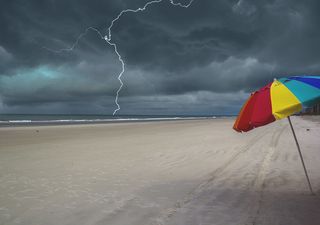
233 82 275 132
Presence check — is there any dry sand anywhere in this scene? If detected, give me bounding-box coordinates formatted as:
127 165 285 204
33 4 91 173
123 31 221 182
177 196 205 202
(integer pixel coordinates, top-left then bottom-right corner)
0 116 320 225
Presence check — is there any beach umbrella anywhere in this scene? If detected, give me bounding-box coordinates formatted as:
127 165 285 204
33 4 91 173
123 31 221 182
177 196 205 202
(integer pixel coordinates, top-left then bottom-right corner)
233 75 320 194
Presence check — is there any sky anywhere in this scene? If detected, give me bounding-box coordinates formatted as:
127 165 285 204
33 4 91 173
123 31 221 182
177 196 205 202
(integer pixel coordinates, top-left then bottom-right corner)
1 0 320 115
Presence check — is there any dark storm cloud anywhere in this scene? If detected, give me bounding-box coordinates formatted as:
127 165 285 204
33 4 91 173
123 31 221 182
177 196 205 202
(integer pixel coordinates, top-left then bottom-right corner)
1 0 320 114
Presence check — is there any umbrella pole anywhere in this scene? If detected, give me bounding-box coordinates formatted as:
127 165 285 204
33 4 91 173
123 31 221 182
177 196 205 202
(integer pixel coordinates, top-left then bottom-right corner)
287 116 314 195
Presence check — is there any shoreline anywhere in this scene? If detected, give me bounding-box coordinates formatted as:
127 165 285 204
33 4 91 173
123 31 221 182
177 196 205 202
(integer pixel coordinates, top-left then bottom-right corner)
0 116 232 128
0 114 317 128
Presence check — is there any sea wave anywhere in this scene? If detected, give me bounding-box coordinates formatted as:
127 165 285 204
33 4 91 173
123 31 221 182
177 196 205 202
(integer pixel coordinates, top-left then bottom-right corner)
0 116 214 126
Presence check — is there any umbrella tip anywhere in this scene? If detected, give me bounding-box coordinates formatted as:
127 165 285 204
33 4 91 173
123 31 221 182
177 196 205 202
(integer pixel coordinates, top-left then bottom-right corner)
274 77 277 81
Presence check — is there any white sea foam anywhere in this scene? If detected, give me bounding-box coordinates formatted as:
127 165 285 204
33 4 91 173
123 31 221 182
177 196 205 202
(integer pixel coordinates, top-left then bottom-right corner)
0 116 215 126
8 120 32 123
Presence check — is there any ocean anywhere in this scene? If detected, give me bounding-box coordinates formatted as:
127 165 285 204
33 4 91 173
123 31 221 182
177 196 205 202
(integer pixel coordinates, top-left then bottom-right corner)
0 114 222 126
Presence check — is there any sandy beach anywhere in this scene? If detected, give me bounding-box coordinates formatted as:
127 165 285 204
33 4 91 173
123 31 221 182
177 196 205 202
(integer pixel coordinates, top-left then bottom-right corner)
0 117 320 225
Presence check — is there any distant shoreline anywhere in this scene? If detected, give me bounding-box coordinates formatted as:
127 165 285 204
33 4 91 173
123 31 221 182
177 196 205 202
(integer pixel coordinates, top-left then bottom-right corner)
0 116 234 127
0 114 318 127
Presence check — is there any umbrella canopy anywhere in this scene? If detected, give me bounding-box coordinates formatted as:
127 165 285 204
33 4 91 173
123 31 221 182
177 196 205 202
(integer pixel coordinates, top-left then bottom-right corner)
233 75 320 132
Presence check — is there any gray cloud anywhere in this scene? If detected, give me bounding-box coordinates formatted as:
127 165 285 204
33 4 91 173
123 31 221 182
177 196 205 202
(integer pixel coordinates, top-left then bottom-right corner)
0 46 12 61
0 0 320 115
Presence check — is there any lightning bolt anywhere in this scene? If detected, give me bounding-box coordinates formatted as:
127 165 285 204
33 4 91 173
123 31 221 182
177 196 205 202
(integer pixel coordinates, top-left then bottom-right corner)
45 0 194 115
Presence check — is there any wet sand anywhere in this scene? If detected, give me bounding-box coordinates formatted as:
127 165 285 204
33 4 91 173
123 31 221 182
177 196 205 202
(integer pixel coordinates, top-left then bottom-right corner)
0 117 320 225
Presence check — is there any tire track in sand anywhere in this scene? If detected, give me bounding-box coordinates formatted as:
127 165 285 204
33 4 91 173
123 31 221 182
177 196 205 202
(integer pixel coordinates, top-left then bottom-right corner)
152 127 273 225
245 124 288 225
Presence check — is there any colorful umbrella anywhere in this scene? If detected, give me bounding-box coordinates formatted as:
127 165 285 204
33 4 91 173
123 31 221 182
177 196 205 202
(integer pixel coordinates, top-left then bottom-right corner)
233 76 320 132
233 75 320 194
